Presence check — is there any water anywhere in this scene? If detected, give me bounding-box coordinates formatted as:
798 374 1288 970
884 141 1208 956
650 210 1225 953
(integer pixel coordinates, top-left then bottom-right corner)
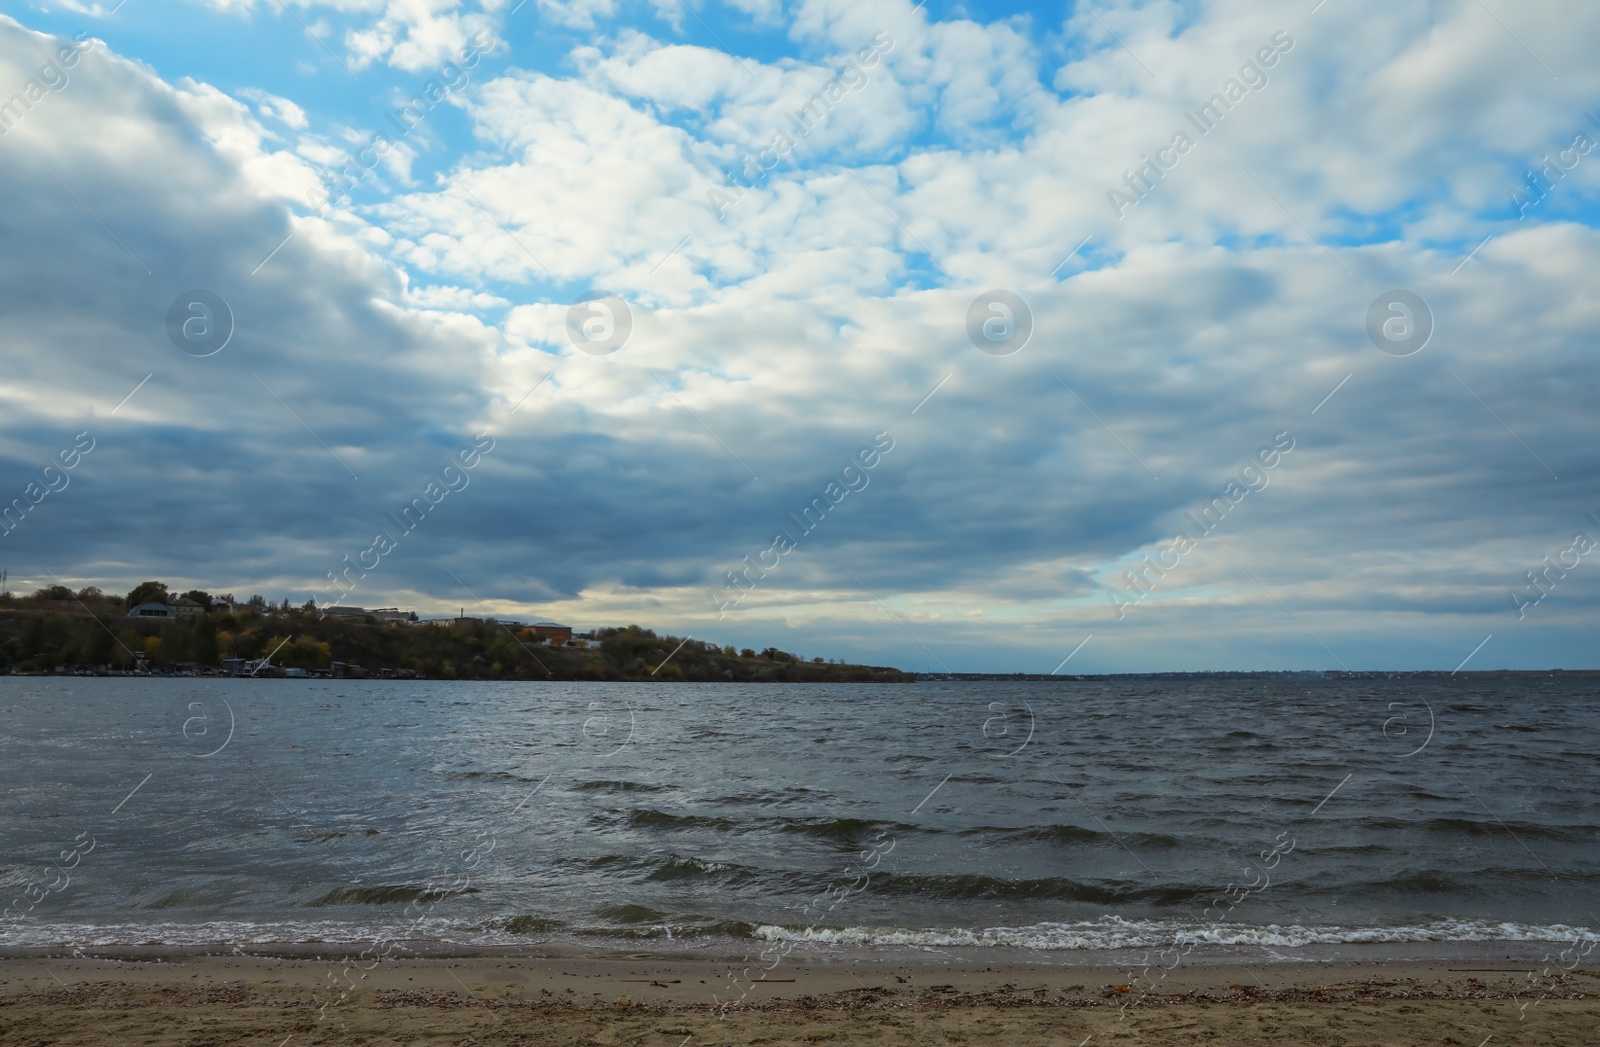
2 676 1596 955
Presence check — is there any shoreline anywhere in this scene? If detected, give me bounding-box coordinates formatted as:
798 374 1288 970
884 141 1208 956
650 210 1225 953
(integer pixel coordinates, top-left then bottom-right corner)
5 952 1596 1046
1 935 1592 969
7 950 1596 995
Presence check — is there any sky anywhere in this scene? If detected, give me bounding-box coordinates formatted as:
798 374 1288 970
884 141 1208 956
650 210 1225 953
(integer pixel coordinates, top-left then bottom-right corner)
0 0 1596 674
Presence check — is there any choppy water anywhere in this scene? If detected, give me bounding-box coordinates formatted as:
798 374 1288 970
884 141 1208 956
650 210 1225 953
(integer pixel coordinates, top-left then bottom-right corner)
2 676 1596 955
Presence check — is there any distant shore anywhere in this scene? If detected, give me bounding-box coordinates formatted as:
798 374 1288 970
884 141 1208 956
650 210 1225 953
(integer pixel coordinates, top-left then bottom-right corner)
0 606 911 681
9 667 1598 681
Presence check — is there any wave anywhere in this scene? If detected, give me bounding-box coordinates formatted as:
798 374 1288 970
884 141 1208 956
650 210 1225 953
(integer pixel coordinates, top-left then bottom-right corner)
708 786 824 806
958 824 1185 849
5 915 1593 952
573 779 671 793
1361 816 1596 842
616 809 742 833
584 853 765 886
777 816 900 841
309 884 479 907
577 853 1197 903
575 920 760 940
489 905 762 940
430 769 547 784
859 871 1203 905
602 809 913 844
754 916 1600 951
609 810 1183 851
0 918 479 950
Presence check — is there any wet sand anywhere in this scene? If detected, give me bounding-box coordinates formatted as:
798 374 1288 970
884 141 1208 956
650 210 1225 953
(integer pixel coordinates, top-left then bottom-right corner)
2 949 1597 1045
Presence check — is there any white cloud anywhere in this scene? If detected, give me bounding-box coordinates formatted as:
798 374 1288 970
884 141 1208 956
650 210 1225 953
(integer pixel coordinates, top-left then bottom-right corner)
529 0 616 30
378 72 714 288
239 87 310 129
7 1 1600 669
192 0 488 72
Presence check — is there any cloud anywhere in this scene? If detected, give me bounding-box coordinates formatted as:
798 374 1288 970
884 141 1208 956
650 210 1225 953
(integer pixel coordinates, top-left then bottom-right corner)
531 0 619 31
378 71 712 288
5 1 1600 672
239 87 310 129
186 0 491 72
0 16 498 588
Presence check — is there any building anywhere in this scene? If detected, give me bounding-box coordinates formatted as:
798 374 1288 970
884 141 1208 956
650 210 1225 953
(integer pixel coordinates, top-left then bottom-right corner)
127 602 174 619
528 621 573 645
321 605 414 626
171 597 206 618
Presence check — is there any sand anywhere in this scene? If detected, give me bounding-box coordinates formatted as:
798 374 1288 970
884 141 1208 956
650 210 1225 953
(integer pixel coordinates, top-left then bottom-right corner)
2 949 1597 1045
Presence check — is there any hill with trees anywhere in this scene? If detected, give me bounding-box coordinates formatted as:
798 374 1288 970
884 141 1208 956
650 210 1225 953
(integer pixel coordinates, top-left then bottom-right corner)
0 584 908 682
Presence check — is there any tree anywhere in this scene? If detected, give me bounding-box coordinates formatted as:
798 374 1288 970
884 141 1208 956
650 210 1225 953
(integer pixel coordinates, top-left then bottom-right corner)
601 626 662 668
160 620 192 663
192 616 220 667
21 615 44 658
111 632 138 669
126 581 169 608
280 637 330 670
180 590 214 610
32 585 74 602
85 616 116 665
76 587 106 602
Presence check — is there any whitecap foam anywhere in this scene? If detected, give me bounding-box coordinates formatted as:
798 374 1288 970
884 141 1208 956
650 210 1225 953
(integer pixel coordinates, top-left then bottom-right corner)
752 916 1597 951
6 915 1593 953
0 917 482 950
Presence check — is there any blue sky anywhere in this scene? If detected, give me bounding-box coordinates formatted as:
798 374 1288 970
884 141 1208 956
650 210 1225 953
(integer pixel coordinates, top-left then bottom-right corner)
1 0 1598 672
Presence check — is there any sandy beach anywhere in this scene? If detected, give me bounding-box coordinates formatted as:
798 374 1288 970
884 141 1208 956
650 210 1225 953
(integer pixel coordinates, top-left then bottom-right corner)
3 948 1597 1045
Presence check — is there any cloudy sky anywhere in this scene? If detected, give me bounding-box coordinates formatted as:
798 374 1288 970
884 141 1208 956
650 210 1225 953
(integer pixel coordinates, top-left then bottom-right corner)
0 0 1595 673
